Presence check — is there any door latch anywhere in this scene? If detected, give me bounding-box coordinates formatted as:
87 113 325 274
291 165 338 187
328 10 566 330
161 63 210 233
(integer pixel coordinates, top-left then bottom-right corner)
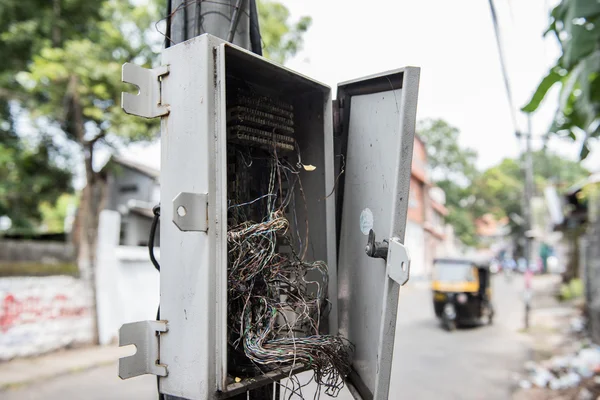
365 229 388 260
365 229 411 285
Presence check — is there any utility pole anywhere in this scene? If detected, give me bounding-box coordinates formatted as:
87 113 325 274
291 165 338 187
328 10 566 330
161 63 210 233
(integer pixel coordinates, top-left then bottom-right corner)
163 2 269 399
522 115 535 330
525 115 535 264
487 0 537 332
166 0 261 53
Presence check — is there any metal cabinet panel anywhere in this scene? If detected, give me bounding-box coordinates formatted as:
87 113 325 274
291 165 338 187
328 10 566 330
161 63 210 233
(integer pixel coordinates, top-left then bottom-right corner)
159 34 225 400
336 68 420 400
158 34 339 399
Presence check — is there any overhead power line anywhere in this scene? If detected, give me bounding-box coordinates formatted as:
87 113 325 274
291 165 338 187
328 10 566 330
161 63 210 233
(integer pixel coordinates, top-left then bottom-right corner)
487 0 519 135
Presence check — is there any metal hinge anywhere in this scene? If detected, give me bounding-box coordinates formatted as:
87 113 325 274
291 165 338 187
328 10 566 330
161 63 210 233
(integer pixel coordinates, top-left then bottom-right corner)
119 320 168 379
121 63 170 119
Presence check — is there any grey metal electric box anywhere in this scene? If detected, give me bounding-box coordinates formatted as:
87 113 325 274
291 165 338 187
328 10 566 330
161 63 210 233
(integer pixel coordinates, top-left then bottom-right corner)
119 34 419 400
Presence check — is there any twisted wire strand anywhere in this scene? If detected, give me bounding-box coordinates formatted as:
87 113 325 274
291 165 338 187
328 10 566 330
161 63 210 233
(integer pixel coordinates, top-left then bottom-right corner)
227 151 353 397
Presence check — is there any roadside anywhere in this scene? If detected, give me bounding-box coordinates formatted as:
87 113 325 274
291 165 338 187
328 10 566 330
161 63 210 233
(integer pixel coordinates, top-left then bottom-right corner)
0 274 565 400
513 274 598 400
0 345 129 392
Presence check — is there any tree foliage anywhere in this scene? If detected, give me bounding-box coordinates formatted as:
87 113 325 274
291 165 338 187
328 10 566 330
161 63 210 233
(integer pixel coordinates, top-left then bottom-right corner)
471 152 587 236
0 0 311 233
39 193 78 233
530 150 589 191
435 180 479 247
417 118 589 247
0 0 90 231
19 1 160 146
0 123 71 231
417 119 478 181
522 0 600 159
0 0 102 91
258 0 312 64
417 119 480 246
0 0 313 342
472 159 523 221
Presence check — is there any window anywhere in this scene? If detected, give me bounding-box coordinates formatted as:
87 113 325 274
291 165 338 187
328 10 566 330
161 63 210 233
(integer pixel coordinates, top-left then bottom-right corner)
119 184 138 193
432 262 476 282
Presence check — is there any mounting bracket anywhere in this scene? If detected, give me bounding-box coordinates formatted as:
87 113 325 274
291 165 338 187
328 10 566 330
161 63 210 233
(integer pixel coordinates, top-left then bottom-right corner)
172 192 209 232
121 63 170 119
118 320 168 379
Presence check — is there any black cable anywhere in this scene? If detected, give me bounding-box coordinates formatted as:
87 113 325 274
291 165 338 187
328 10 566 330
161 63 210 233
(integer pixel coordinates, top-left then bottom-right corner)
487 0 518 135
166 0 172 48
148 204 163 400
249 0 262 56
149 204 161 272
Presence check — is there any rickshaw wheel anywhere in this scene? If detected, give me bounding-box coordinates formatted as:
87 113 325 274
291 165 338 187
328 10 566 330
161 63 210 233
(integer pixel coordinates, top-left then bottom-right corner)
443 318 456 331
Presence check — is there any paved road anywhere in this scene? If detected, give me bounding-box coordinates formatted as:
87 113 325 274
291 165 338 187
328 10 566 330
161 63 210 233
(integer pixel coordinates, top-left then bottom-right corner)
2 275 529 400
389 275 528 400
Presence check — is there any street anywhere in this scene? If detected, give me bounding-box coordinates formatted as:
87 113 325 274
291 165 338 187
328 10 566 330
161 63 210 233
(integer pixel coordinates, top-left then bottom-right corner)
1 275 529 400
389 275 528 399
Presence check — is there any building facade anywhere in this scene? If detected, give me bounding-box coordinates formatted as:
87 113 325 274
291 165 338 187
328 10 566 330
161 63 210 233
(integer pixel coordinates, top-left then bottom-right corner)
406 136 449 279
104 157 160 247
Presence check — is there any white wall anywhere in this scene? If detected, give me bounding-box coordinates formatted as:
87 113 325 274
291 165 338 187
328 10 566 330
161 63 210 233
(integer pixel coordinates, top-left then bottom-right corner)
0 276 93 361
405 221 426 280
95 210 160 345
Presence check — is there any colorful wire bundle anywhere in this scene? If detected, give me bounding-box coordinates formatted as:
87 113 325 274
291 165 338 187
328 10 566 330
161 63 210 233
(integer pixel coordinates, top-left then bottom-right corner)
227 152 353 398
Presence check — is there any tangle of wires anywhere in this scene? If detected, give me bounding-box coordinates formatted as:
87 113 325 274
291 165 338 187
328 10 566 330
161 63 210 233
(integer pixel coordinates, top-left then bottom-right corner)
227 147 353 398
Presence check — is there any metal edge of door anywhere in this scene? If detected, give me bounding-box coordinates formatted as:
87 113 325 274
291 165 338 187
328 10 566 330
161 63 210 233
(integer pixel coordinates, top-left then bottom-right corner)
214 41 229 394
335 67 421 400
375 65 420 400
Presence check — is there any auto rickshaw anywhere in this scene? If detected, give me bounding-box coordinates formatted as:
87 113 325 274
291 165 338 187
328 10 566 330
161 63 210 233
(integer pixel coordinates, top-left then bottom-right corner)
431 258 494 331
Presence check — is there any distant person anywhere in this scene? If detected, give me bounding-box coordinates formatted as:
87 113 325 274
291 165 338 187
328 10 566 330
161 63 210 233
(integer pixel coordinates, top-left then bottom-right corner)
503 258 516 281
503 258 516 271
518 257 527 273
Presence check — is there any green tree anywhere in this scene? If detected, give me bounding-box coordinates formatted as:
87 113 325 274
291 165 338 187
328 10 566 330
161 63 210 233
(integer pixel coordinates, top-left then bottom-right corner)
472 152 587 240
436 180 479 247
522 0 600 159
258 0 312 64
416 118 589 248
417 118 480 246
0 0 88 231
39 193 78 233
472 159 523 221
417 118 478 181
0 0 102 95
6 0 160 343
0 130 72 232
20 1 159 251
531 150 589 191
2 0 313 341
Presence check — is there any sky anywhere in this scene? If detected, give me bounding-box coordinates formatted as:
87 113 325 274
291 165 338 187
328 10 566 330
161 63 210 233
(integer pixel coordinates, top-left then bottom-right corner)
126 0 597 174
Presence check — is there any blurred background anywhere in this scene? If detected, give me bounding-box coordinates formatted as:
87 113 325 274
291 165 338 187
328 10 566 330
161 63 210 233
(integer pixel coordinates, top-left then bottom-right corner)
1 0 599 399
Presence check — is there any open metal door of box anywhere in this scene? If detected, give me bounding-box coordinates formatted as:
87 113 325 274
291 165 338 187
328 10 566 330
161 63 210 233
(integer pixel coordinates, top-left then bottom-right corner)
335 68 420 400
